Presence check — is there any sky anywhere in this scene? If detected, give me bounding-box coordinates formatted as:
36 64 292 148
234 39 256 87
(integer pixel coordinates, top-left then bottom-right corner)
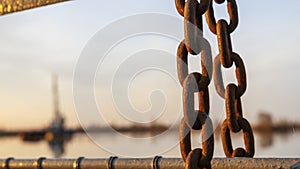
0 0 300 130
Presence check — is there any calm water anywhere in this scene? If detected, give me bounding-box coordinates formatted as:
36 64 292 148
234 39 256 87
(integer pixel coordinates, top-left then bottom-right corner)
0 131 299 158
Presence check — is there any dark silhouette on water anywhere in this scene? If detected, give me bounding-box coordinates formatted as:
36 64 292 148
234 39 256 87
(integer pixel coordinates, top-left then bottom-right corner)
1 84 299 156
253 111 300 133
212 111 300 148
17 75 73 157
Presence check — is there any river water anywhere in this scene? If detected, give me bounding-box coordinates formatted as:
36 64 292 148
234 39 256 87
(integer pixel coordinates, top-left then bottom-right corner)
0 131 299 158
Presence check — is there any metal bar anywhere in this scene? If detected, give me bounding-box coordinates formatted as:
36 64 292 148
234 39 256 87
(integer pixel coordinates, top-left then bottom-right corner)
0 0 71 16
0 157 300 169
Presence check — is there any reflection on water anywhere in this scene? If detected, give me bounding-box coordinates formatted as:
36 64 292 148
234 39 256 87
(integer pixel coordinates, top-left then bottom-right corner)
48 139 65 157
257 131 274 148
16 118 74 157
254 130 294 149
3 131 73 158
0 130 299 158
47 135 72 157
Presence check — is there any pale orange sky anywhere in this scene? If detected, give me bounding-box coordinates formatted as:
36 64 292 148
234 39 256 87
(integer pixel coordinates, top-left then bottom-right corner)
1 0 300 129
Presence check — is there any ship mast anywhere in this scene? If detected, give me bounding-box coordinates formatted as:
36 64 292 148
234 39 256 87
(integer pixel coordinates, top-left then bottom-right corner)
52 74 60 119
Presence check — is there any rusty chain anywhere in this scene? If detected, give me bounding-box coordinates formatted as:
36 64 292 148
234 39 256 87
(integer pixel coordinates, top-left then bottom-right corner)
205 0 255 157
175 0 214 168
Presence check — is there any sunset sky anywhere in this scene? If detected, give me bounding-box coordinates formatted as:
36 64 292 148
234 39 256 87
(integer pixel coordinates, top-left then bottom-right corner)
0 0 300 130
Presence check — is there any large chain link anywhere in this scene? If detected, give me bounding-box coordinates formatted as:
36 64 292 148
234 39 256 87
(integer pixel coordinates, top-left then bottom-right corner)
205 0 255 157
175 0 214 168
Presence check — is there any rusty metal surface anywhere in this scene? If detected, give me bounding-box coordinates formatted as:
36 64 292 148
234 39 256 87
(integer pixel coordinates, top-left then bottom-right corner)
176 0 255 166
205 0 239 34
183 73 206 129
175 0 210 17
184 0 202 54
225 84 241 132
0 0 71 16
177 39 213 88
0 158 299 169
176 0 214 168
206 0 255 158
216 19 233 68
212 158 300 169
213 53 246 99
221 118 255 157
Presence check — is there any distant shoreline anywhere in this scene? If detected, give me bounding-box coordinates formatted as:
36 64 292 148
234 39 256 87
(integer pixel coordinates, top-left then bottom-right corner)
1 121 300 138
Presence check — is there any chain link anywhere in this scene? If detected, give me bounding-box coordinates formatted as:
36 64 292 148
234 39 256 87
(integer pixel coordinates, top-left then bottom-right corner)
213 53 246 99
176 0 254 164
175 0 211 17
180 116 214 169
221 117 255 157
206 0 255 158
175 0 214 168
205 0 239 35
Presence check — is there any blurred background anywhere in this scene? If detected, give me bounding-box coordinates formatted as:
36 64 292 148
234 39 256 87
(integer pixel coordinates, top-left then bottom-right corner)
0 0 299 158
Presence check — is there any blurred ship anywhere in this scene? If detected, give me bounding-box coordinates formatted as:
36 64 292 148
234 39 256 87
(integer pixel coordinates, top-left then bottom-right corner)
45 75 72 157
19 75 73 157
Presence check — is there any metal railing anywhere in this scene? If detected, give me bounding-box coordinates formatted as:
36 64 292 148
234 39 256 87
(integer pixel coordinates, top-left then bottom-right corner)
0 0 71 16
0 157 299 169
